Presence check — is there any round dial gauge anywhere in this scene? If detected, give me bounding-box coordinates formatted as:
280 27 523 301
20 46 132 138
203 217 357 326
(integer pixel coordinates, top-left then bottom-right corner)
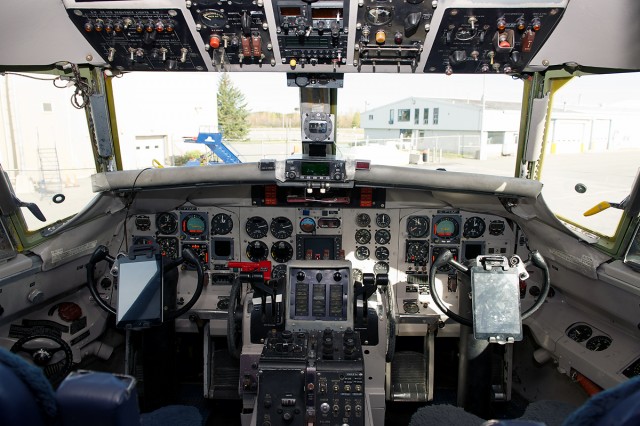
272 264 288 280
355 246 370 261
375 246 389 260
406 242 428 263
463 216 486 239
366 7 393 26
198 9 227 29
182 213 207 237
246 216 269 239
246 240 269 262
566 324 593 343
586 335 612 351
374 229 391 245
403 302 420 314
352 268 364 284
271 241 293 263
355 213 371 227
211 213 233 235
355 229 371 245
373 261 389 274
135 215 151 231
434 217 459 239
407 216 429 238
489 220 506 236
157 237 179 259
270 216 293 239
156 212 178 234
299 217 316 233
376 213 391 228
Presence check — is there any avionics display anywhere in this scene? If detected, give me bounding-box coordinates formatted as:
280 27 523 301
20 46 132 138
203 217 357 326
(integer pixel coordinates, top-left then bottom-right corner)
301 161 330 177
296 235 341 260
311 8 342 19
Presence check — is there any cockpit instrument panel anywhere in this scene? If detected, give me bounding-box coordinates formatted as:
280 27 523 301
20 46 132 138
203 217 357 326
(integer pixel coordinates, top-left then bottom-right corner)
424 6 565 75
66 8 207 71
286 261 352 331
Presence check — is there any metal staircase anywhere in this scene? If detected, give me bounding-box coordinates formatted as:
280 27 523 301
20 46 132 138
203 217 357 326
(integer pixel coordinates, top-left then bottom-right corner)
37 147 62 191
184 132 241 164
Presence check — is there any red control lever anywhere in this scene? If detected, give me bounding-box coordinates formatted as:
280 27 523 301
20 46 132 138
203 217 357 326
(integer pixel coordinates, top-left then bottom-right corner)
227 261 272 281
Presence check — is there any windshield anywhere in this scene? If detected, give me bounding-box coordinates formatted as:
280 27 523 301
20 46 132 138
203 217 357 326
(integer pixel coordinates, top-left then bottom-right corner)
111 72 522 176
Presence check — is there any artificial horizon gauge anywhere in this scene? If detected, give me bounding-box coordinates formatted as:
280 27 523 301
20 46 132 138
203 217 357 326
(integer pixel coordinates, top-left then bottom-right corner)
270 216 293 239
299 217 316 233
246 216 269 239
433 216 460 242
182 213 207 237
156 212 178 234
211 213 233 235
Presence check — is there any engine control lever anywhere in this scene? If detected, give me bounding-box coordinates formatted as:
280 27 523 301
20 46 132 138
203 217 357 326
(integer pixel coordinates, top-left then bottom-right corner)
433 249 469 274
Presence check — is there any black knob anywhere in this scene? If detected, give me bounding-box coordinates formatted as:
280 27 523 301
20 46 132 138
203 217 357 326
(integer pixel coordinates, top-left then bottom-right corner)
333 272 342 281
316 272 323 282
282 411 293 421
296 271 305 281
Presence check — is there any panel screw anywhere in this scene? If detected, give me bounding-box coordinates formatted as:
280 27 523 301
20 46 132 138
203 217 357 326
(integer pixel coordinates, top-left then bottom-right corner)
86 54 93 61
542 59 550 66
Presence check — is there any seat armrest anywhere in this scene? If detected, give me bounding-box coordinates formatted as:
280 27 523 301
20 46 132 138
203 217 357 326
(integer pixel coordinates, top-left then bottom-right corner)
56 370 141 426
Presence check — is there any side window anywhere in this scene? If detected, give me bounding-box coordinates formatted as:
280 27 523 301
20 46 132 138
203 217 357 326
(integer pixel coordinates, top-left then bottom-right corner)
389 109 394 124
423 108 429 124
433 108 439 125
0 73 96 231
541 72 640 237
398 109 410 122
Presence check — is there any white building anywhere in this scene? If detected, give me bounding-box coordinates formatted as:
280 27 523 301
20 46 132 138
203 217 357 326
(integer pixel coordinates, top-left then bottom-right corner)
361 97 521 159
